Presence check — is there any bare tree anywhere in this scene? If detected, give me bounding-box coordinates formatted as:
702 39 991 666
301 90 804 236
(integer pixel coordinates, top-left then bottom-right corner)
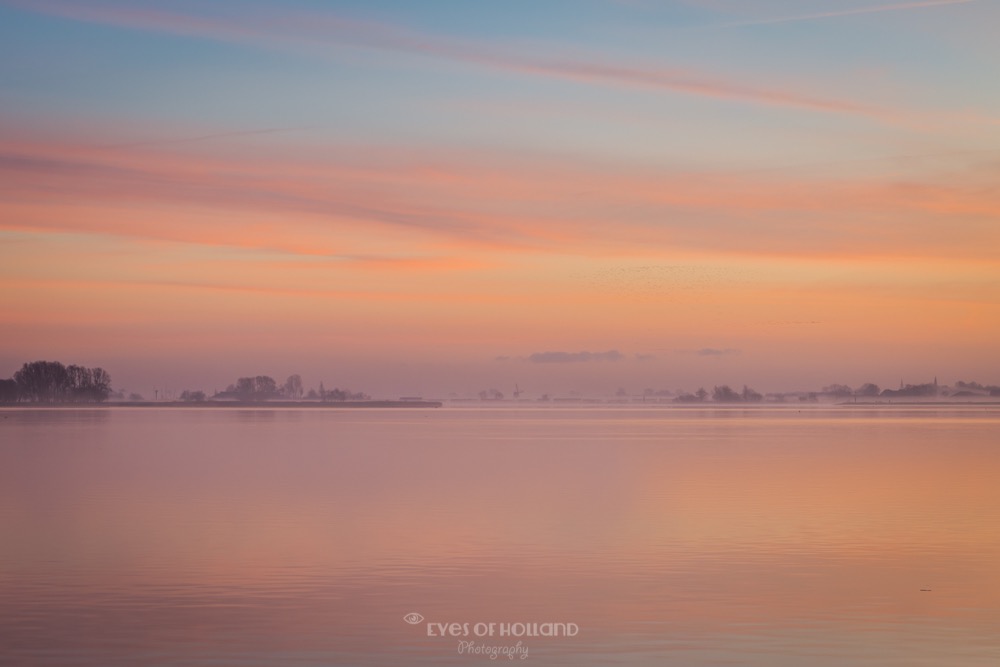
712 385 741 402
13 361 111 403
856 383 880 396
234 375 279 401
283 374 303 399
0 378 18 403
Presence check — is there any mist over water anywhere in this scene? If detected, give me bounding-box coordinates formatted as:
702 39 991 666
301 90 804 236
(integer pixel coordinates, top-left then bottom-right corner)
2 406 999 665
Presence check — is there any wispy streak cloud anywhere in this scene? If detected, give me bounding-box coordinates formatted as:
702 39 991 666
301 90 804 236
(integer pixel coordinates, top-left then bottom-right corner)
3 0 884 117
696 348 739 356
725 0 978 27
3 122 999 262
97 127 310 150
528 350 625 363
0 139 545 255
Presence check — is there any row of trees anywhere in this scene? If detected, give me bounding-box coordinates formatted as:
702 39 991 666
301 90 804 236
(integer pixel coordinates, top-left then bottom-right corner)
954 380 1000 396
674 385 763 403
822 383 881 397
208 374 368 402
670 382 884 403
1 361 112 403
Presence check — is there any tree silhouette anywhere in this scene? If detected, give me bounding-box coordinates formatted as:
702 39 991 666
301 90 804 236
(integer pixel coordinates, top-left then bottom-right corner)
0 378 18 403
283 374 303 399
712 385 741 402
232 376 279 401
13 361 111 403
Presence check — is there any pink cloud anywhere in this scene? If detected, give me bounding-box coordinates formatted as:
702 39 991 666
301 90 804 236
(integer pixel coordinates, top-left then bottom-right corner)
2 124 999 262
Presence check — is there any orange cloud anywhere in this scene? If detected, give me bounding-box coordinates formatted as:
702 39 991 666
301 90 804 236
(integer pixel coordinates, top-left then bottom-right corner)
6 127 998 264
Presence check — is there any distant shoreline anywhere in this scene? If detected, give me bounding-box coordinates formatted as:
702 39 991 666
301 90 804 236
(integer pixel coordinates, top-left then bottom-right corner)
2 400 443 409
836 400 1000 406
5 399 1000 410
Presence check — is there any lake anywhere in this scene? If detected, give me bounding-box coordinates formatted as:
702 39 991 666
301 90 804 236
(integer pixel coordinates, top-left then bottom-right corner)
1 405 999 666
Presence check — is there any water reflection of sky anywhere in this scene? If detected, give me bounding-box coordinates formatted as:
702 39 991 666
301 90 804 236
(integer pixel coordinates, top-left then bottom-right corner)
1 407 998 665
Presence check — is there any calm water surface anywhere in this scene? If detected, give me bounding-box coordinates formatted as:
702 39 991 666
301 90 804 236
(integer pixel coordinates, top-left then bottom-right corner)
1 405 999 666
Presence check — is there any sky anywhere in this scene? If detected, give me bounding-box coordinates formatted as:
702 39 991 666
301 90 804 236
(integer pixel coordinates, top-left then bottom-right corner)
1 0 998 399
